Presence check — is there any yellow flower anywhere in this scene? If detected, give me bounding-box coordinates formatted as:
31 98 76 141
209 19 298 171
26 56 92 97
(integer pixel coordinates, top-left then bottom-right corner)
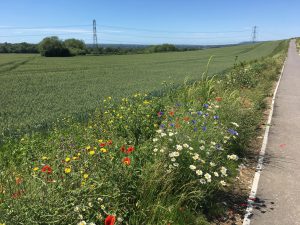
100 148 107 153
42 156 48 160
98 139 103 143
81 181 86 186
154 124 158 128
72 156 78 160
89 150 95 156
83 174 89 179
77 153 81 156
65 157 71 162
143 100 150 105
108 96 112 100
64 167 71 174
33 167 39 171
86 146 91 150
146 115 150 118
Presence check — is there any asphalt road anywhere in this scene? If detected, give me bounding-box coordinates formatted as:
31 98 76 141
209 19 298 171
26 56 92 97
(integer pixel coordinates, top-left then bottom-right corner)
251 39 300 225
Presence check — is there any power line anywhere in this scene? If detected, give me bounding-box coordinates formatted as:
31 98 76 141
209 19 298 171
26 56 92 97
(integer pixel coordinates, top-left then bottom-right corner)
0 23 251 34
0 24 91 30
98 24 251 34
0 32 93 38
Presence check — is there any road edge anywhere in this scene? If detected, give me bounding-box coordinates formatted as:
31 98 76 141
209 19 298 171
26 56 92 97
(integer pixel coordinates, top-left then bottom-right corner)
242 57 287 225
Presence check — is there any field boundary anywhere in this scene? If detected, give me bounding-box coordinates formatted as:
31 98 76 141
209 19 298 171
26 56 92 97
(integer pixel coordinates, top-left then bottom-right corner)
242 58 286 225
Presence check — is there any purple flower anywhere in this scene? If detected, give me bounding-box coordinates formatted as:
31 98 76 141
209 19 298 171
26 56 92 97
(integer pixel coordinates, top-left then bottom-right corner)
203 104 209 109
160 124 166 128
170 123 175 127
157 111 164 117
202 126 207 132
197 111 203 116
194 127 198 132
191 120 197 125
205 113 209 117
213 115 219 120
228 128 238 136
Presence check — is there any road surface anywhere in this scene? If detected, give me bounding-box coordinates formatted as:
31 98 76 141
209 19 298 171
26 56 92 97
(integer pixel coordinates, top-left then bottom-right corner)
251 39 300 225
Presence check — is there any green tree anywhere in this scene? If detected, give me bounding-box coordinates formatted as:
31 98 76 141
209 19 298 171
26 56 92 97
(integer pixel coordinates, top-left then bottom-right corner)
39 36 70 57
64 38 87 55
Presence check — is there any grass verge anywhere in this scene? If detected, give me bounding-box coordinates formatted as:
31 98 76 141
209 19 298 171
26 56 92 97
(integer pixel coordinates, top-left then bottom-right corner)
0 41 288 225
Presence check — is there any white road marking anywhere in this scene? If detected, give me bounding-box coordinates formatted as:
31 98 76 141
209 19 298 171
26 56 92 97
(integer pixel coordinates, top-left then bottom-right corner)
242 58 286 225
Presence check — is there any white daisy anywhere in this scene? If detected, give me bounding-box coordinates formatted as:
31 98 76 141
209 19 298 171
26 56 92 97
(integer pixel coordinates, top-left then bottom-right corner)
200 178 206 184
183 143 189 148
189 165 196 170
176 145 183 151
77 221 86 225
220 180 227 186
196 170 203 176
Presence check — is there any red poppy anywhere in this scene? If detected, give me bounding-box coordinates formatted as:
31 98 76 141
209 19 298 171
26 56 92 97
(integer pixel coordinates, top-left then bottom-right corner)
120 145 126 153
41 165 52 174
11 189 25 199
122 157 131 166
215 97 222 102
107 140 113 145
183 117 190 122
105 215 116 225
126 146 135 154
175 123 181 128
99 142 106 147
169 111 175 116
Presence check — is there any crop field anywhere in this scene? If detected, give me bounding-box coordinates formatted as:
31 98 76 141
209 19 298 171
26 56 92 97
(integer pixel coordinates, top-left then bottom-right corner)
0 41 282 135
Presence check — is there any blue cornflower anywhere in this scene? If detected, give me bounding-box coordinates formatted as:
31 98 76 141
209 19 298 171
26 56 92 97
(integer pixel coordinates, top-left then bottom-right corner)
191 120 197 125
214 115 219 120
202 126 207 132
160 124 166 128
228 128 238 136
157 111 164 117
197 111 203 116
203 103 209 109
205 113 209 117
170 123 175 127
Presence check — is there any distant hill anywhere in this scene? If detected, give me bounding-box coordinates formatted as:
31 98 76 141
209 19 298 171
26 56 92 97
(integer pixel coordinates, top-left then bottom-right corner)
86 43 239 50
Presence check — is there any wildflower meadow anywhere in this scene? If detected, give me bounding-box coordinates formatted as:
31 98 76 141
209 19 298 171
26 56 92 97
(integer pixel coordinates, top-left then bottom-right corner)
0 41 288 224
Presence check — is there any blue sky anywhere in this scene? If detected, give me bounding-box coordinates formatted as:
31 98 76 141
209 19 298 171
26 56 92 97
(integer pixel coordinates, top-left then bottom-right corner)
0 0 299 45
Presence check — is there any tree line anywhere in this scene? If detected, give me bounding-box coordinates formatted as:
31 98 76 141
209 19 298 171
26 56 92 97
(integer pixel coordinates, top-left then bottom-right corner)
0 36 200 57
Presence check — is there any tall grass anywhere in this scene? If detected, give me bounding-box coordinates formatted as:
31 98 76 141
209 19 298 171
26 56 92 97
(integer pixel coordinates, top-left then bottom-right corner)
0 39 289 224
